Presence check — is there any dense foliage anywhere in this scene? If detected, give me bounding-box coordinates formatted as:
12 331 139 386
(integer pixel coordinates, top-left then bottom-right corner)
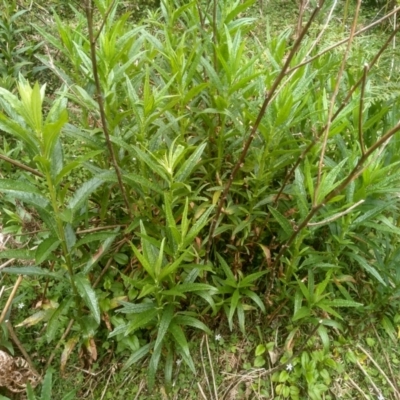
1 0 400 398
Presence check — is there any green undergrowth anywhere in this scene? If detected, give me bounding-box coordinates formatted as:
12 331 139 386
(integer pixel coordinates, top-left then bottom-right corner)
1 0 400 398
3 326 398 400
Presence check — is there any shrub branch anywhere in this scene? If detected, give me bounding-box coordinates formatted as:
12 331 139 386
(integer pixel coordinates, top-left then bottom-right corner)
271 120 400 270
274 21 400 205
84 0 132 218
359 63 368 156
206 0 324 260
315 0 361 206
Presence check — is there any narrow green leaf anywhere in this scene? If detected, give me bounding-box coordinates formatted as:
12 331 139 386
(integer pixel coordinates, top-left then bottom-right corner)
83 234 117 274
0 179 40 194
16 310 50 327
239 271 267 287
154 304 174 351
25 386 35 400
195 291 217 314
75 231 118 248
294 288 303 316
318 324 330 351
123 173 164 194
43 109 68 159
124 309 158 336
182 205 214 249
132 145 169 183
154 238 165 279
268 206 294 237
0 113 39 153
183 83 209 104
122 342 153 370
294 167 309 218
242 289 266 312
64 223 76 252
50 138 64 181
35 237 61 264
158 251 188 281
225 0 256 23
67 176 105 213
175 143 207 182
315 272 332 298
328 299 363 308
148 340 162 390
217 253 236 281
346 253 386 286
381 315 396 342
117 301 155 314
317 159 347 203
317 302 343 319
304 157 314 200
64 124 104 150
296 277 311 303
174 283 217 294
181 198 189 239
139 221 159 270
46 298 71 343
2 266 61 278
228 289 240 331
237 303 245 333
164 193 180 250
73 274 101 325
168 322 195 372
173 315 212 335
41 367 53 400
72 84 99 112
55 150 103 185
61 390 77 400
0 249 34 260
130 242 155 280
292 306 311 321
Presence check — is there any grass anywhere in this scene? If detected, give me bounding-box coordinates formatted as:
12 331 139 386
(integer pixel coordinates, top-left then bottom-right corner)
16 327 398 399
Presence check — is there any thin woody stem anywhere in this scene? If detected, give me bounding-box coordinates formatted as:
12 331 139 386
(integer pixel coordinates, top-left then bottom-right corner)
0 153 43 178
205 1 324 260
84 0 132 218
274 21 400 206
272 120 400 270
359 64 368 156
94 0 117 43
286 5 400 75
315 0 361 206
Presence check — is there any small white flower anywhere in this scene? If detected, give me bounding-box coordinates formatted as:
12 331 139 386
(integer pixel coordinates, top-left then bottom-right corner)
176 359 182 366
18 302 25 309
286 363 293 372
377 393 384 400
215 334 222 341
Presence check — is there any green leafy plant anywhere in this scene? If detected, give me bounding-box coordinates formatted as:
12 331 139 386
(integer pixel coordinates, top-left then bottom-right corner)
271 350 342 400
0 0 42 90
26 369 75 400
109 195 216 389
213 253 266 333
1 0 400 395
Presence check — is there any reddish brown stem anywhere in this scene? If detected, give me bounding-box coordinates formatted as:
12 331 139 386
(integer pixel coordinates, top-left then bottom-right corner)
315 0 361 206
205 1 324 260
274 22 400 206
359 64 368 156
84 0 132 218
272 120 400 270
